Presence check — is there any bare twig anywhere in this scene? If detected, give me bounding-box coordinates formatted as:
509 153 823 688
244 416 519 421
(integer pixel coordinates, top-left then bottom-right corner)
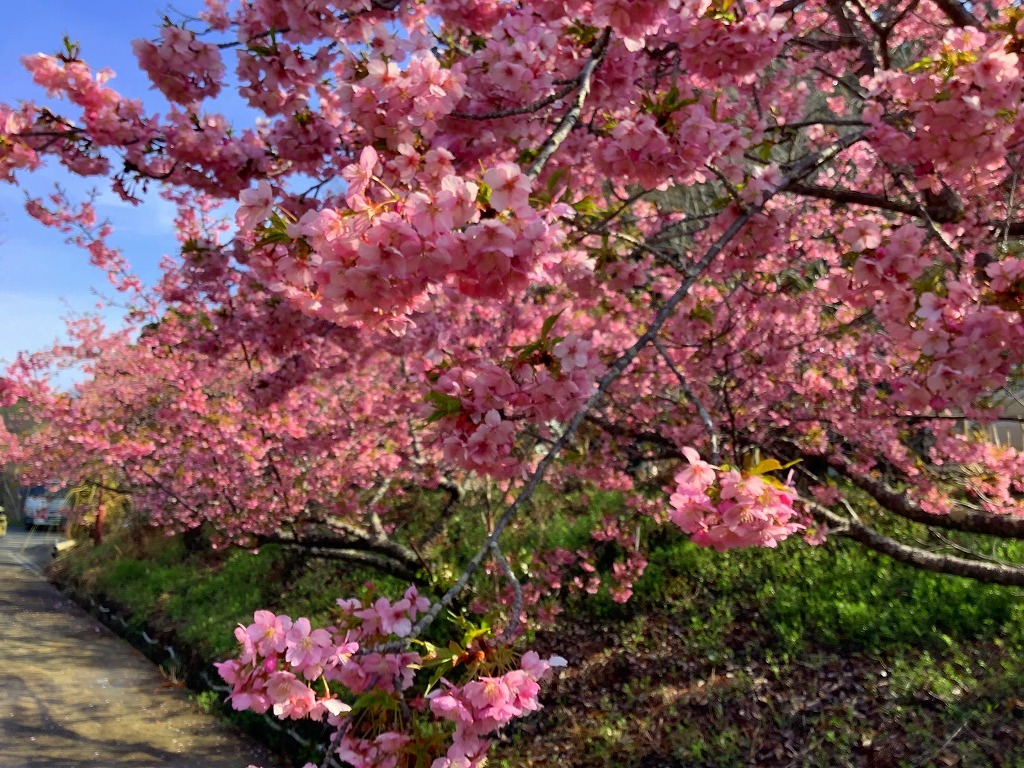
490 543 524 643
930 0 983 28
367 477 392 540
930 529 1019 567
279 545 423 583
654 339 720 464
452 81 578 120
527 28 612 180
764 118 869 131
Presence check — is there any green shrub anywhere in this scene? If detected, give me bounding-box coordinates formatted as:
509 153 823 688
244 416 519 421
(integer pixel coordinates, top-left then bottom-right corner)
622 531 1020 654
98 558 193 616
759 542 1018 652
165 546 285 656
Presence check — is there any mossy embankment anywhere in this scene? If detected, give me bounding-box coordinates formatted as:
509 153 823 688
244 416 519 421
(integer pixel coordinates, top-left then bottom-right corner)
50 515 1024 768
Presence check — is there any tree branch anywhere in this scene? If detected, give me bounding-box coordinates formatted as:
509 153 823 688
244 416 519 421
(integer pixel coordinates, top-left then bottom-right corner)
780 439 1024 539
930 0 983 28
775 0 806 12
1004 220 1024 238
452 81 578 120
406 201 764 641
786 181 963 223
807 500 1024 586
367 478 392 540
418 480 461 548
405 131 868 642
84 478 134 495
264 510 425 579
654 340 720 464
837 465 1024 540
527 27 612 180
825 0 877 75
785 180 1024 240
277 544 424 583
490 543 524 643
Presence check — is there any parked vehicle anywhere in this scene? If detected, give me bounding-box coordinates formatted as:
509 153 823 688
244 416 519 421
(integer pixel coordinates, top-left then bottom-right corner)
23 486 69 530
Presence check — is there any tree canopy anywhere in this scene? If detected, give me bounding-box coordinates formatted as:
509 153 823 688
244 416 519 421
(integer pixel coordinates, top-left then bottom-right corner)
5 1 1024 765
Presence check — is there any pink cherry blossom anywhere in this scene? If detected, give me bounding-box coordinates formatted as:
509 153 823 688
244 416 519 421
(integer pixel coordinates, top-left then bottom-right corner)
236 181 274 232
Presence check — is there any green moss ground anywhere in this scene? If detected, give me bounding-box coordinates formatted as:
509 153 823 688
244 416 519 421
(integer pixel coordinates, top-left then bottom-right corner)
52 514 1024 768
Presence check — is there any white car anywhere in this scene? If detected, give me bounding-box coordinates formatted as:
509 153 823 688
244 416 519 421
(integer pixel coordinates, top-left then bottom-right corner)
23 487 69 530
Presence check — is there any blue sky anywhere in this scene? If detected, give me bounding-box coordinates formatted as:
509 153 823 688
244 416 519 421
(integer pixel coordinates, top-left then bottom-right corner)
0 1 205 369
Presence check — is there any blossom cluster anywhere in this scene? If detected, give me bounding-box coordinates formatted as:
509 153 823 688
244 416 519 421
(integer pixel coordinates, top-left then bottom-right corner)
832 218 1024 414
432 330 604 477
15 49 267 195
588 515 647 603
215 588 429 720
131 25 225 105
668 448 803 551
0 104 40 181
487 513 648 627
864 28 1022 194
239 153 565 336
428 651 565 768
218 587 565 768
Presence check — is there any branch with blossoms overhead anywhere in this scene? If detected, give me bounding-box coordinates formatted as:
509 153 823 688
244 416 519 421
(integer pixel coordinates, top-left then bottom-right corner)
11 1 1024 766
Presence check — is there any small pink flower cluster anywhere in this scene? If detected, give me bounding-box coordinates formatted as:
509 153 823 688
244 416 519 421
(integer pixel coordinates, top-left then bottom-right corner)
215 587 429 722
833 217 1024 414
24 192 143 294
504 518 648 621
428 651 566 768
132 25 225 105
864 28 1022 191
672 12 790 86
242 156 562 335
434 338 603 477
589 516 647 603
0 105 41 181
895 284 1023 413
218 587 565 768
669 447 803 550
19 52 138 165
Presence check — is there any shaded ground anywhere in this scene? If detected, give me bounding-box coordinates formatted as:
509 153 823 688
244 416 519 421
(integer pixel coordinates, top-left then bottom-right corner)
496 614 1024 768
0 530 275 768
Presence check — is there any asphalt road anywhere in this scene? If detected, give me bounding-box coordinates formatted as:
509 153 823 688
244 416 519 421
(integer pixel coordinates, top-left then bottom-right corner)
0 529 276 768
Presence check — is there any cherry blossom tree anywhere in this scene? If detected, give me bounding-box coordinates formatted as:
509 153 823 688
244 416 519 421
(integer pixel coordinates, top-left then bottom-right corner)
7 0 1024 764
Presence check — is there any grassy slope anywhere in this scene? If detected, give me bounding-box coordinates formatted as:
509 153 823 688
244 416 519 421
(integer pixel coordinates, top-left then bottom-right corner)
52 521 1024 768
498 535 1024 768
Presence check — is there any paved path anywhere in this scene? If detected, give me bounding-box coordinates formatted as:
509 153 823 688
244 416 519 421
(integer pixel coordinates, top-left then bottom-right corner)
0 530 276 768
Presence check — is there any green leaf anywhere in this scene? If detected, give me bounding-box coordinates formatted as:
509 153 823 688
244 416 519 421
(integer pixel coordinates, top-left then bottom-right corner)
462 626 490 647
571 196 599 216
546 167 570 196
750 458 801 476
540 310 565 340
425 391 463 423
349 688 398 715
907 56 934 73
689 303 715 325
516 148 539 165
255 230 291 247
